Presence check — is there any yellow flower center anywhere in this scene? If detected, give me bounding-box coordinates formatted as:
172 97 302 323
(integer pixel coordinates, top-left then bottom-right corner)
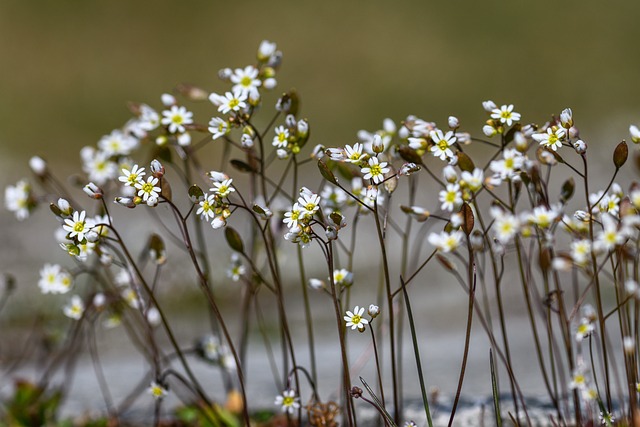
437 140 449 151
501 111 512 120
445 192 457 203
283 396 294 406
171 114 183 125
228 98 240 109
241 76 252 87
505 158 514 169
370 165 381 176
351 314 361 324
142 182 154 193
73 222 85 233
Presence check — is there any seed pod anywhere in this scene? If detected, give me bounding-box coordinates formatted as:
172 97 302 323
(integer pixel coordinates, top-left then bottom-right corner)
317 160 338 185
613 141 628 169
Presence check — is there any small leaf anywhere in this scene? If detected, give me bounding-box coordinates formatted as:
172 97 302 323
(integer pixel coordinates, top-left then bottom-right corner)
225 227 244 253
560 177 575 203
397 146 423 164
460 203 474 235
456 151 475 173
188 184 204 203
317 160 338 185
252 204 266 215
230 159 257 174
613 140 628 169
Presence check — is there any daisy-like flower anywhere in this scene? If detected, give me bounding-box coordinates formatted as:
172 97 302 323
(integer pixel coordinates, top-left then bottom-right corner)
38 264 73 294
333 268 353 287
460 168 484 192
344 143 365 164
230 65 262 95
197 194 217 220
361 157 390 185
5 179 32 220
599 412 615 426
63 295 85 320
83 150 118 185
208 117 230 140
98 129 138 156
138 104 160 131
575 318 594 342
283 203 303 229
217 90 247 115
121 287 142 309
135 176 161 202
491 104 521 126
594 213 626 252
344 305 369 331
489 148 524 180
526 205 560 229
272 125 289 148
491 209 519 244
118 164 145 187
581 388 598 402
428 230 464 253
211 179 235 198
161 105 193 134
227 254 246 282
147 381 168 400
274 389 300 414
569 365 588 390
63 210 94 242
298 192 321 218
532 127 566 151
571 239 592 266
429 129 456 161
439 183 462 212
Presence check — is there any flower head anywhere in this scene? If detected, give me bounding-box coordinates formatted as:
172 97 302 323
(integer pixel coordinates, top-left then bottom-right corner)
211 179 235 198
274 389 300 414
161 105 193 134
217 90 248 115
344 305 369 331
63 210 94 242
147 381 168 400
533 127 566 151
63 295 85 320
491 104 521 126
118 164 145 187
135 176 161 202
361 157 390 185
429 129 456 161
230 65 261 95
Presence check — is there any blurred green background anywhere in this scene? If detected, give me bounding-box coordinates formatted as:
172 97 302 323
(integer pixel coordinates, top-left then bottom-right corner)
1 0 640 171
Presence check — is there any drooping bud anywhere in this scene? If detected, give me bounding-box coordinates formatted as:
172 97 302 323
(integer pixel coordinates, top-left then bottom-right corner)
161 93 176 106
150 159 165 178
573 139 587 154
482 100 497 112
560 108 573 129
448 116 459 129
29 156 47 177
368 304 380 318
83 182 103 199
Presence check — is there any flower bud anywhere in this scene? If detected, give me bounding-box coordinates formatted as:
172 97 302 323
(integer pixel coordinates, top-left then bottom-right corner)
483 124 497 137
371 134 384 153
93 293 107 309
311 144 325 160
325 225 338 241
630 125 640 144
624 336 635 354
285 114 297 128
514 132 528 152
57 198 72 216
146 196 159 207
147 307 161 327
29 156 47 176
560 108 573 129
155 135 168 146
211 216 226 229
398 162 420 176
297 119 309 138
448 116 459 129
368 304 380 318
115 197 136 208
275 95 291 112
83 182 103 199
208 170 229 182
443 165 458 183
267 51 283 68
177 132 191 146
85 230 100 243
218 67 233 80
257 40 277 61
161 93 176 106
276 148 288 159
150 159 165 178
308 278 325 290
482 100 497 112
209 92 225 107
263 78 277 90
572 139 587 154
241 133 254 148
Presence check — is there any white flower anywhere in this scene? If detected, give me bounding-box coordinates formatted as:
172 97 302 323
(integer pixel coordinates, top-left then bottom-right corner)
4 180 32 220
138 104 160 131
594 213 627 252
569 365 588 390
258 40 277 61
83 150 118 185
571 239 592 266
29 156 47 176
526 205 560 229
492 209 519 244
197 194 217 220
344 305 369 331
361 157 390 184
135 176 161 202
460 168 484 192
38 264 73 294
98 129 138 156
211 179 235 198
532 127 566 151
161 105 193 134
227 255 246 282
63 295 85 320
344 143 365 164
429 129 456 161
630 125 640 144
333 269 353 287
482 100 497 112
63 210 94 242
575 318 594 342
122 287 142 309
272 125 290 148
208 117 230 140
491 104 521 126
428 230 464 253
147 381 168 400
439 183 462 212
274 389 300 414
298 192 320 218
118 164 146 187
490 148 524 180
217 90 248 115
283 203 303 229
231 66 261 95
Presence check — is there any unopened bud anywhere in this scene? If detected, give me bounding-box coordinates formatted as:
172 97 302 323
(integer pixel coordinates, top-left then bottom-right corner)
208 170 229 182
263 78 277 90
161 93 176 106
371 134 384 153
483 124 497 137
29 156 47 176
560 108 573 129
399 162 420 176
276 148 288 159
176 83 208 101
57 198 72 216
573 139 587 154
177 132 191 146
146 196 159 207
115 197 136 209
83 182 103 199
150 159 165 178
325 225 338 241
443 165 458 183
514 132 528 152
85 231 100 243
257 40 277 61
630 125 640 144
297 119 309 138
285 114 297 128
211 216 226 229
624 336 635 354
482 100 497 112
155 135 168 146
308 278 325 290
448 116 459 129
368 304 380 318
241 133 254 148
275 95 291 112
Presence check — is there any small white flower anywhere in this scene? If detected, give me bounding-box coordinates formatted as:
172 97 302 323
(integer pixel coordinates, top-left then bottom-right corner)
197 194 217 220
230 65 261 95
429 129 456 161
532 127 566 151
274 389 300 414
217 90 248 115
63 210 94 242
283 203 303 229
492 209 519 244
333 269 353 287
460 168 484 192
98 129 138 156
298 192 321 218
428 230 464 253
490 148 524 180
38 264 73 294
439 183 462 212
570 239 592 266
630 125 640 144
135 176 161 202
118 164 146 187
63 295 85 320
526 205 560 229
258 40 277 61
491 104 521 126
344 305 369 331
272 125 290 148
361 157 390 184
211 179 235 198
161 105 193 134
4 180 32 220
569 365 588 390
208 117 230 140
147 381 168 400
344 143 365 164
575 318 594 342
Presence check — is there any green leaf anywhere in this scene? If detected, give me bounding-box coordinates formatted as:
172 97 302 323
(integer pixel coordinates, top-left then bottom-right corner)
317 160 338 185
230 159 257 174
188 184 205 203
225 227 244 253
